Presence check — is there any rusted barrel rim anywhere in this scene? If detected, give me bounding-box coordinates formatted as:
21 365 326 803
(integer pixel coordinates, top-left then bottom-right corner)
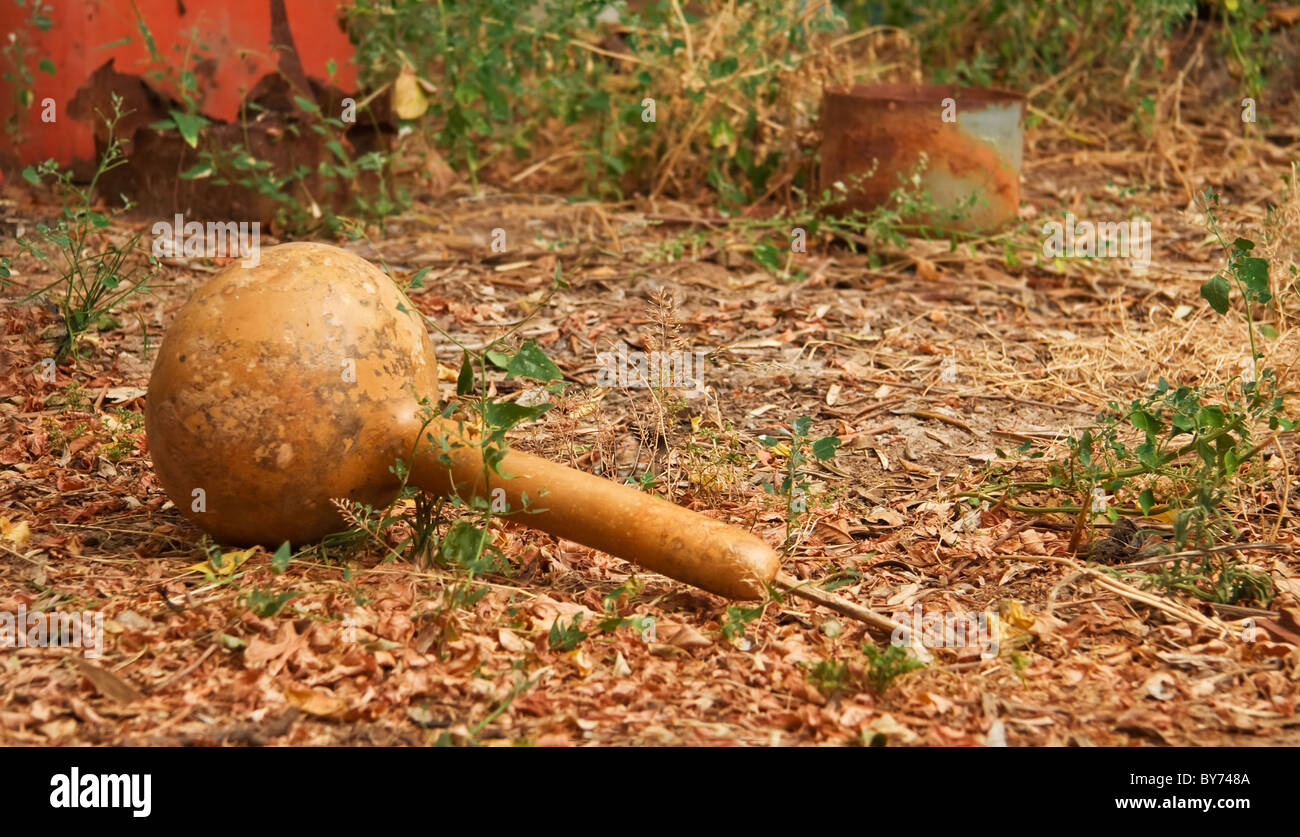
824 83 1025 106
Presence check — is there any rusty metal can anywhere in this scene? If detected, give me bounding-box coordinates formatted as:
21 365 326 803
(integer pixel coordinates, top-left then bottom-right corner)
820 84 1024 233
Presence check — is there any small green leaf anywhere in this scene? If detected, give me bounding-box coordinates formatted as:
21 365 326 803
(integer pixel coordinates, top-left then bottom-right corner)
1238 256 1270 300
179 161 214 180
708 116 736 148
457 351 474 396
708 56 739 79
547 614 588 652
1200 274 1231 314
1195 439 1215 467
440 520 489 568
483 399 549 431
1258 324 1278 339
245 588 298 617
271 541 292 573
408 265 432 289
1137 488 1155 516
21 165 41 185
1129 410 1161 436
811 436 841 460
752 243 782 273
506 340 562 382
1137 440 1160 470
1197 405 1226 427
168 110 210 147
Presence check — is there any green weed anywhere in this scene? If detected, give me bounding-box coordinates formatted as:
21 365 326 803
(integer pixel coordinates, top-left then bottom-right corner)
17 95 156 361
758 416 841 550
807 642 925 696
967 190 1290 605
547 614 588 651
863 642 926 693
244 588 299 618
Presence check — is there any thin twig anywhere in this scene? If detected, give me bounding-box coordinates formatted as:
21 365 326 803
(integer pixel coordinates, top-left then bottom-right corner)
1116 542 1293 570
150 644 217 694
773 571 908 639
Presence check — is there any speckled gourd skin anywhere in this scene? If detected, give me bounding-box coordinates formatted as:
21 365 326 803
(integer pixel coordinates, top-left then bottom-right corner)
146 242 438 544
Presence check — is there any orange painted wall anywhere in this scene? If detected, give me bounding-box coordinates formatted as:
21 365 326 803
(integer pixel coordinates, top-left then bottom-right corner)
0 0 358 170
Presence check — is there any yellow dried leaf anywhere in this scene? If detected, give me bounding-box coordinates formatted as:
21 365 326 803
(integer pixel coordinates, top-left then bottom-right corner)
567 648 593 676
514 287 549 314
186 546 255 577
1000 598 1035 630
1 516 31 547
393 65 429 120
